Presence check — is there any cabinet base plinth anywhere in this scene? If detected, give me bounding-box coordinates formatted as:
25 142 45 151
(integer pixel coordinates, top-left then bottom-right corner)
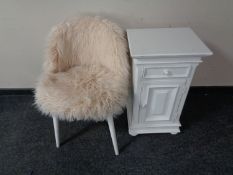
129 126 180 135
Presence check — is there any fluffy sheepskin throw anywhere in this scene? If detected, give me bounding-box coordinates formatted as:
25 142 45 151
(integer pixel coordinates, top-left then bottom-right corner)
34 16 130 121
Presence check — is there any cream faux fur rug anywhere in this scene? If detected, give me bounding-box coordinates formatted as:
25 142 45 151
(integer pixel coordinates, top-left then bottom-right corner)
35 16 130 121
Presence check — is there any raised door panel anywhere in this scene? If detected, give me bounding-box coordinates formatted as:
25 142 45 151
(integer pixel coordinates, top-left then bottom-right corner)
138 81 185 124
139 85 179 123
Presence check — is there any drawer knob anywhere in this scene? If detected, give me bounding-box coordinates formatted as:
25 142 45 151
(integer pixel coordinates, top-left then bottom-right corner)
163 69 172 76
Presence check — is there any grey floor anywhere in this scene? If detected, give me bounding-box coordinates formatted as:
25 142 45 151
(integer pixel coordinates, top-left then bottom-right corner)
0 88 233 175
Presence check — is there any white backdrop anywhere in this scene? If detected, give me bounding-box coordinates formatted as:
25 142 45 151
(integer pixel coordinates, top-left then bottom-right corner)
0 0 233 88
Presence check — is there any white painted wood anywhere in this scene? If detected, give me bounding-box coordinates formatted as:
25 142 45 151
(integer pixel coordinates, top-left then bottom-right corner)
140 85 179 121
142 64 191 79
127 28 213 58
172 64 199 122
171 132 178 135
127 28 212 136
107 116 119 156
52 117 60 148
136 78 186 124
133 57 203 64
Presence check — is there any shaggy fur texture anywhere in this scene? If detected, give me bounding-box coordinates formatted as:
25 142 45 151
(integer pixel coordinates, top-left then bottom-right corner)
34 16 130 121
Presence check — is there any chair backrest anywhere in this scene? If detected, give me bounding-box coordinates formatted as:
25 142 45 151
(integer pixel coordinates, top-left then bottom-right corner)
43 16 129 78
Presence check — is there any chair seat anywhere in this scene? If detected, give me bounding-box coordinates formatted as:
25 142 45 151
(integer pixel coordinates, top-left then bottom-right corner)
35 65 128 121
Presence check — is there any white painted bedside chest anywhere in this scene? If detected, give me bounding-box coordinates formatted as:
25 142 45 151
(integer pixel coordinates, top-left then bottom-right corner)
126 28 212 136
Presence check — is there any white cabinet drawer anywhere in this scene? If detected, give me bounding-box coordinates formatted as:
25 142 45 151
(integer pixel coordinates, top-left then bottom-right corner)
142 65 191 79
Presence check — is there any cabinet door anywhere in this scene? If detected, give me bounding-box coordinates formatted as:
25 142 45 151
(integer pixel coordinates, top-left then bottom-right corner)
139 82 184 123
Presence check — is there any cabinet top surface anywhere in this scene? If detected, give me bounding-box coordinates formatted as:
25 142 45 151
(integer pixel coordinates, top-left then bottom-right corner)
126 28 213 58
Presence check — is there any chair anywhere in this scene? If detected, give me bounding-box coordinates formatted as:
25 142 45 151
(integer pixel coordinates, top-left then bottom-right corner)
34 16 130 155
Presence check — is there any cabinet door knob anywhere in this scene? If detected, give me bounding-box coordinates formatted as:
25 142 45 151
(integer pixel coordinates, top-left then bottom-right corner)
163 69 172 76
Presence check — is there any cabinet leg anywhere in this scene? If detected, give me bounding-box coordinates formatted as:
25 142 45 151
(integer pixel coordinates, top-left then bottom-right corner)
129 130 138 136
171 132 178 135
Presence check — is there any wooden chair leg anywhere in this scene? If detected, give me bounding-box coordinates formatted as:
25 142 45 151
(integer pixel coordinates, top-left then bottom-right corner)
107 116 119 156
52 116 60 148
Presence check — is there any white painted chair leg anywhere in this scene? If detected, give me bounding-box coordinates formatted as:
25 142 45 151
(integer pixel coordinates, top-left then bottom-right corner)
52 117 60 148
107 116 119 156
